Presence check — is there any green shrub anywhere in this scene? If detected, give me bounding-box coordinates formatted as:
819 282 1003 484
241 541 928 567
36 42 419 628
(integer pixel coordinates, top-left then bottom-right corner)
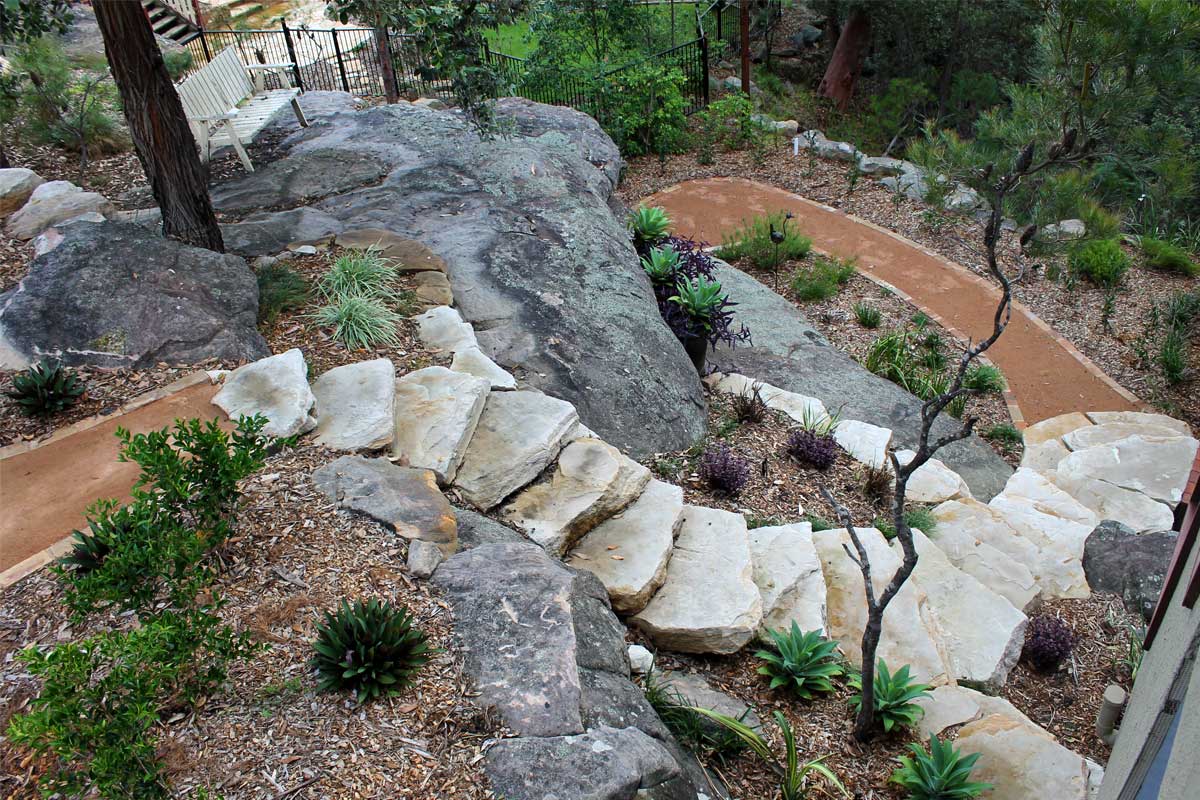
313 293 405 350
162 49 194 81
805 513 836 532
983 423 1023 445
630 205 671 251
1141 236 1198 276
602 64 688 157
643 668 748 760
255 263 309 324
313 598 432 703
874 507 938 539
6 358 85 416
1160 329 1188 385
318 250 401 301
849 660 931 733
755 623 844 699
890 735 993 800
963 363 1006 394
698 93 760 151
790 256 856 302
853 302 882 328
719 211 812 271
1069 238 1130 286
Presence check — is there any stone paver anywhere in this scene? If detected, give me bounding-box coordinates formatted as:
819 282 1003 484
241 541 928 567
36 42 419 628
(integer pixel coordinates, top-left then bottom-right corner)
393 366 490 485
450 345 517 389
747 523 827 638
311 358 395 451
1057 435 1198 506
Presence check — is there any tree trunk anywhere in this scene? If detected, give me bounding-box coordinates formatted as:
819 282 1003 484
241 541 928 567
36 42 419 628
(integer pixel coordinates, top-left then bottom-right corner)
375 26 399 103
92 0 223 252
936 0 964 119
817 8 870 111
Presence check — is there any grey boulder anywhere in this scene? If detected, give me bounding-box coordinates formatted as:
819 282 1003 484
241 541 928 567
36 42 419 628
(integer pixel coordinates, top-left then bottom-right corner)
1082 520 1177 621
4 180 114 239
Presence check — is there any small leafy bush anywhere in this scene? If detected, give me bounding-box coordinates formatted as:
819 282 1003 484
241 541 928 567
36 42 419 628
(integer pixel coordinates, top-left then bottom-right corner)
318 250 401 301
643 668 747 760
313 293 404 350
1069 238 1130 287
853 302 882 328
790 255 857 301
1022 614 1074 672
162 49 194 81
983 423 1023 445
313 598 432 703
602 64 688 157
1141 236 1197 276
805 514 836 532
963 364 1006 394
630 205 672 252
698 443 750 495
6 358 85 416
755 623 844 699
256 262 309 324
786 428 838 470
719 211 812 271
698 93 760 151
849 660 931 733
731 381 769 423
890 735 993 800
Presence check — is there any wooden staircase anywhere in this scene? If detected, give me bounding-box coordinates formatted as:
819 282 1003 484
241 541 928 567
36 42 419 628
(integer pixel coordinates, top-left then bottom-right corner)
141 0 201 45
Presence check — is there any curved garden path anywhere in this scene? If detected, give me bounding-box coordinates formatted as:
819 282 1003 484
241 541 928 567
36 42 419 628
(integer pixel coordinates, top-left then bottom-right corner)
645 177 1141 426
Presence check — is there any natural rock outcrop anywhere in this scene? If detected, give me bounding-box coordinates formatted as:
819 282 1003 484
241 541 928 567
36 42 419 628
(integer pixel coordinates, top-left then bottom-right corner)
392 366 490 485
313 456 457 555
567 479 685 615
212 97 706 457
1083 521 1177 621
0 220 268 369
0 168 44 217
632 506 763 654
311 358 396 451
747 523 827 638
503 437 651 557
454 390 579 510
4 180 114 239
212 349 316 437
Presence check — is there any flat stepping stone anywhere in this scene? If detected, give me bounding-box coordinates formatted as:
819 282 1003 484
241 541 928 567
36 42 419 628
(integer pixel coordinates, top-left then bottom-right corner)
895 449 971 504
1063 421 1188 450
1020 439 1069 472
1085 410 1191 436
414 305 477 354
212 348 316 438
393 366 490 485
632 505 763 655
1050 470 1174 533
833 419 892 468
915 685 1035 739
705 372 828 425
1022 411 1092 447
747 522 827 638
955 714 1102 800
502 437 651 557
312 455 457 555
904 530 1027 691
453 390 579 510
451 345 517 389
812 526 950 686
311 358 395 451
1057 434 1198 505
924 507 1040 611
996 468 1099 528
567 479 684 615
335 228 447 272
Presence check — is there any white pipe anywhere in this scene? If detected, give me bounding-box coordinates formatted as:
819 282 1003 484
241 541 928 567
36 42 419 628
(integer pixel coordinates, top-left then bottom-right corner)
1096 683 1127 746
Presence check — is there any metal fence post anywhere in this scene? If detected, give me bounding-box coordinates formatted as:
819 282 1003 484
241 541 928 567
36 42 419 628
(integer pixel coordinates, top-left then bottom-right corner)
716 0 724 42
331 29 351 93
198 28 211 62
280 19 304 91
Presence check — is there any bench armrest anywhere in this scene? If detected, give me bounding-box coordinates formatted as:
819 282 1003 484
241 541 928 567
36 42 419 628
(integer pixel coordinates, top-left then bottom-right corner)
245 63 296 71
190 112 237 122
245 62 296 91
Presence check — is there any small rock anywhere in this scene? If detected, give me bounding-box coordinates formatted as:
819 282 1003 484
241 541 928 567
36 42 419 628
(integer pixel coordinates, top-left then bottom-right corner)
0 167 45 217
212 348 317 438
393 366 490 485
311 358 396 451
795 129 857 161
406 538 444 579
627 645 654 674
4 180 114 239
334 229 448 273
414 305 477 354
413 97 447 110
895 449 972 504
252 255 278 270
1082 520 1177 621
450 345 517 389
833 419 893 468
1038 219 1087 242
289 244 318 255
748 522 827 638
856 155 906 176
413 270 454 307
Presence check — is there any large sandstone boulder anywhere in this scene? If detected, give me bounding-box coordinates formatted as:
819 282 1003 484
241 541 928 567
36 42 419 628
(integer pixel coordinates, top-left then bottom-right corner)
0 220 267 369
748 523 828 638
392 366 490 485
1057 434 1198 506
1082 521 1177 621
4 180 114 239
924 509 1040 611
914 685 1035 739
213 349 316 438
311 358 396 451
0 168 44 217
894 449 972 504
955 714 1102 800
212 98 706 457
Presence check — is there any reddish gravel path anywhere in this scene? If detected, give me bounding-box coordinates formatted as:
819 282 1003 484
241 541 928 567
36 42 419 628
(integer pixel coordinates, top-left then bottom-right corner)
645 177 1140 426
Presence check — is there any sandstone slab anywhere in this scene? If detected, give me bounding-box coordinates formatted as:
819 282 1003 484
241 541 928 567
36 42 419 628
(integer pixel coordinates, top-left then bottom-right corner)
454 391 579 510
502 437 651 557
313 456 457 554
1057 435 1199 505
213 348 316 438
567 479 684 615
955 714 1098 800
414 305 477 354
833 419 893 468
1085 411 1192 436
311 358 396 451
705 372 828 426
632 506 762 654
392 366 490 485
895 449 971 503
414 270 454 307
1021 439 1069 472
748 523 827 638
1050 471 1175 533
1063 421 1188 451
0 168 44 217
450 345 517 389
1023 412 1092 447
5 180 114 239
914 685 1035 738
811 527 950 685
334 228 448 272
925 515 1040 610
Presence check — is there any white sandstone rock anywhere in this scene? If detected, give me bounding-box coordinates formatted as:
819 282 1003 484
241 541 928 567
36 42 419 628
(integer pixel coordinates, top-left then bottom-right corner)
212 348 317 438
450 345 517 389
1057 435 1198 505
796 130 858 161
311 358 396 451
914 685 1035 738
705 373 828 425
567 479 684 615
414 305 477 353
894 449 971 503
1020 439 1069 473
747 523 827 638
1062 421 1188 451
1085 411 1192 436
1050 471 1175 533
454 390 579 510
925 516 1040 610
833 419 893 468
393 366 490 485
996 468 1100 527
0 168 45 217
1039 219 1087 242
503 437 651 557
1022 412 1092 447
632 506 763 655
955 714 1099 800
627 644 654 674
4 180 115 240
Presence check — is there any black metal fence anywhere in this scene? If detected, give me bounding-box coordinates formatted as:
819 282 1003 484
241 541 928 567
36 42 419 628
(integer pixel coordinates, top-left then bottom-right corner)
696 0 741 44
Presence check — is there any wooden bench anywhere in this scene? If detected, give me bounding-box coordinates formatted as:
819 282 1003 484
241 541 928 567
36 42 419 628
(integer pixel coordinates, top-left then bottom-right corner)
177 46 308 172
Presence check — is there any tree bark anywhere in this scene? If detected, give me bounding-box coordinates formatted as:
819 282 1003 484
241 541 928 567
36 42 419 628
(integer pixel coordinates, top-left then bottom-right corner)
817 8 870 111
375 25 399 103
92 0 223 252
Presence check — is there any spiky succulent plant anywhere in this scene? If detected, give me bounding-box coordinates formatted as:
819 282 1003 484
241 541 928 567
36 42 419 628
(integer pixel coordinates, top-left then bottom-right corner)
6 359 85 416
755 623 844 699
312 598 432 703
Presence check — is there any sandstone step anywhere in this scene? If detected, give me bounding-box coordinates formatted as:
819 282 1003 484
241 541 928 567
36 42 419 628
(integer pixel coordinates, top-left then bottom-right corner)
1049 470 1174 533
1085 410 1191 436
894 449 972 504
566 479 684 615
393 366 490 485
923 505 1040 610
631 505 762 655
833 419 893 469
914 685 1036 739
453 390 579 510
502 437 651 557
811 526 950 686
212 348 316 438
450 345 517 389
1062 420 1189 450
955 714 1103 800
414 305 477 354
311 358 396 451
747 522 827 639
1056 434 1198 506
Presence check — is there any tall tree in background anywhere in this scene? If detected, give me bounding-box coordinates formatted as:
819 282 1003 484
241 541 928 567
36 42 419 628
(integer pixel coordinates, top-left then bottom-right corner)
817 6 869 110
92 0 224 251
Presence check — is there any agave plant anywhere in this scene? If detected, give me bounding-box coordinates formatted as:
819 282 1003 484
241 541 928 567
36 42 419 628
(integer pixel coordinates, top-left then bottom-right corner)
849 659 931 733
889 735 993 799
755 623 844 699
669 276 727 332
6 359 85 416
312 598 432 703
641 245 681 286
630 205 671 252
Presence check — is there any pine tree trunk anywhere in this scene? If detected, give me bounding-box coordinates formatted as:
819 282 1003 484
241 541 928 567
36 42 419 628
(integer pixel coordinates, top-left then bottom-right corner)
817 8 870 111
92 0 224 252
375 26 399 104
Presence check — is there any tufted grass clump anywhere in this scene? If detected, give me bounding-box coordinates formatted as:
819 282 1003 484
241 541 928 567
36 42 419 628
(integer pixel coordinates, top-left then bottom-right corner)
730 381 769 423
1069 238 1130 287
755 623 844 699
983 423 1023 445
256 263 309 324
719 211 812 271
963 363 1006 394
6 359 86 417
853 302 883 328
318 250 401 301
790 255 856 301
875 507 938 539
1140 236 1197 276
643 668 748 760
313 293 404 350
313 598 432 704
